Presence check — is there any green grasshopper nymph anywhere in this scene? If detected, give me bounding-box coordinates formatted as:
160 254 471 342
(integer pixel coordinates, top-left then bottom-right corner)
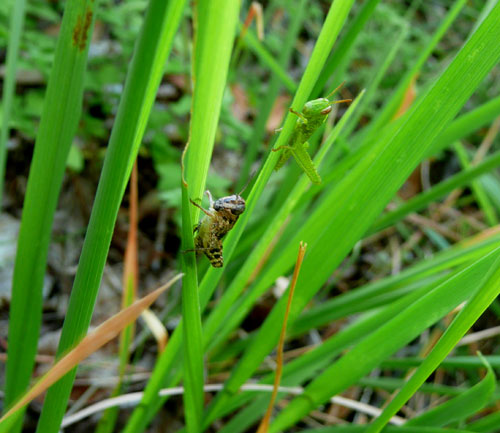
273 82 351 184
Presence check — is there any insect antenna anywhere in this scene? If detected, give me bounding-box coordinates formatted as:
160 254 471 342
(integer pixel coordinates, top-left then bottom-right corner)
325 81 352 106
237 170 257 197
325 81 346 100
331 98 352 106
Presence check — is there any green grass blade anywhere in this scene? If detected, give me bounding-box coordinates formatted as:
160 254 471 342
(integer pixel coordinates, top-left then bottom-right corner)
180 2 239 430
180 186 204 433
268 247 500 432
453 142 498 225
122 1 240 432
4 2 97 431
367 264 500 433
430 95 500 156
32 1 186 432
0 0 27 206
405 357 494 427
184 1 240 211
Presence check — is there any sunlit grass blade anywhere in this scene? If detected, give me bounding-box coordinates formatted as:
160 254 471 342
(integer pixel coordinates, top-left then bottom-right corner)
4 2 97 432
268 246 500 432
33 1 186 431
366 256 500 432
180 185 204 433
405 356 494 427
0 0 27 205
184 0 241 210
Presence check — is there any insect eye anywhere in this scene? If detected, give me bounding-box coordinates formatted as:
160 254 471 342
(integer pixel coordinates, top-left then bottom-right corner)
320 106 332 115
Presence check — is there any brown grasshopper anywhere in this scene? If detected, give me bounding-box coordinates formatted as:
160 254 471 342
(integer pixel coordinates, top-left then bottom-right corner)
190 191 246 267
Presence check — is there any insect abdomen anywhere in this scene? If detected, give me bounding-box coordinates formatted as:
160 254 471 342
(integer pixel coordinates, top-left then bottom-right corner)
206 248 224 267
291 143 321 184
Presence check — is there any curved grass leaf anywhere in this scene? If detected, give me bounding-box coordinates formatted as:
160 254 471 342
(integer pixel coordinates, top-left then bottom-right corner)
366 261 500 433
268 246 500 432
404 356 494 428
292 229 500 334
